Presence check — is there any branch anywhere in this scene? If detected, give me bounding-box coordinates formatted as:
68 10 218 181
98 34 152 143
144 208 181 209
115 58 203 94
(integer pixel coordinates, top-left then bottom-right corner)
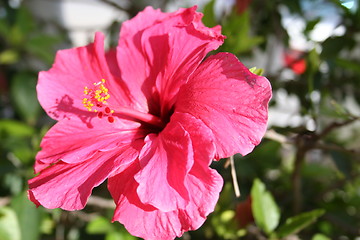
318 117 359 139
313 142 360 155
292 148 305 214
264 129 291 144
87 196 115 209
70 211 98 222
100 0 128 12
265 128 360 156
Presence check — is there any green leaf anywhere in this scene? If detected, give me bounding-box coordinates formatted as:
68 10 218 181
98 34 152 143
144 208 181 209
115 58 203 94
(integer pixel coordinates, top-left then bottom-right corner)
105 231 137 240
307 48 320 74
0 49 19 64
221 10 263 54
40 216 54 234
11 192 43 240
335 58 360 75
9 6 35 45
106 231 122 240
0 18 10 38
276 209 325 238
210 183 242 239
304 17 321 35
10 72 41 125
249 67 264 76
0 207 21 240
15 7 35 34
202 0 217 28
220 210 235 222
26 34 60 64
4 174 23 195
0 120 36 165
87 216 114 234
321 36 355 59
312 233 331 240
251 179 280 235
0 120 35 137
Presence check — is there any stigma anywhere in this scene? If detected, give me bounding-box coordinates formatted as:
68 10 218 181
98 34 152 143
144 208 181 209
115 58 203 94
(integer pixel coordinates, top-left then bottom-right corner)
82 79 115 123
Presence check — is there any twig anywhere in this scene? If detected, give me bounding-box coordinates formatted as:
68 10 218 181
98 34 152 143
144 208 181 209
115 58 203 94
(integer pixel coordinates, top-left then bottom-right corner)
230 155 241 198
264 129 291 144
100 0 128 12
313 142 360 155
265 128 359 156
318 117 359 139
70 211 98 222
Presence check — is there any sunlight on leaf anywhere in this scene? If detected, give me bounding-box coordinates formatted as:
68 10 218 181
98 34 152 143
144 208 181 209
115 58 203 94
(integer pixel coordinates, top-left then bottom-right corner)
251 178 280 235
0 207 21 240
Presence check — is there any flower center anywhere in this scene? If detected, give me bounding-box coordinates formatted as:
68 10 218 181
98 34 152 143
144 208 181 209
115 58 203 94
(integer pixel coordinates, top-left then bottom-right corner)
82 79 165 129
83 79 115 123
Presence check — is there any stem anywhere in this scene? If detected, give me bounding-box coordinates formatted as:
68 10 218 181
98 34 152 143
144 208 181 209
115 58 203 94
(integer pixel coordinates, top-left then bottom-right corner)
292 148 305 214
230 155 241 198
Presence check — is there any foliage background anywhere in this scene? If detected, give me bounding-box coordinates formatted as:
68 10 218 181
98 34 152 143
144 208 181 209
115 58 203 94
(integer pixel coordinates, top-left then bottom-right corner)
0 0 360 239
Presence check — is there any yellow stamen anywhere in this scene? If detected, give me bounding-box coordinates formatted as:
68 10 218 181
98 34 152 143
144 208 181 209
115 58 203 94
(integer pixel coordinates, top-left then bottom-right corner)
82 79 115 123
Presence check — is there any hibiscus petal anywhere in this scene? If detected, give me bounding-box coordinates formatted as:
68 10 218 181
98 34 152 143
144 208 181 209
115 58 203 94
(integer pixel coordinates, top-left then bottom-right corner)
181 164 223 230
108 160 222 240
109 112 222 239
35 117 144 173
29 141 141 210
116 6 224 115
119 6 168 41
176 52 272 158
134 122 194 212
140 13 224 115
38 32 131 122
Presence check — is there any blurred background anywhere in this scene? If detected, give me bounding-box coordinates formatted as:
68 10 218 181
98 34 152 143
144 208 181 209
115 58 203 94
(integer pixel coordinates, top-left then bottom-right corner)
0 0 360 239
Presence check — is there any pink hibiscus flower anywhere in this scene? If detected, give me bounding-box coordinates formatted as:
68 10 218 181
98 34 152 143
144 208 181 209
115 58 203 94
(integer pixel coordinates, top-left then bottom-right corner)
28 6 271 240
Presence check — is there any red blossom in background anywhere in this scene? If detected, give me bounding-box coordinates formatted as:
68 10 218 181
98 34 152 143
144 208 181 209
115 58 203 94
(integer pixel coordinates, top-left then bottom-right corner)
235 196 254 228
236 0 253 14
28 6 271 240
284 49 307 75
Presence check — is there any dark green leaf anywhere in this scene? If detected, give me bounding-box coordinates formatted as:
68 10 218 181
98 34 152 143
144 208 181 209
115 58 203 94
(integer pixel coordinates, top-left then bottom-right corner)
276 209 325 238
0 18 10 38
10 72 41 125
202 0 217 28
11 191 43 240
26 34 60 64
335 58 360 75
221 10 263 54
14 6 35 37
304 17 321 35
